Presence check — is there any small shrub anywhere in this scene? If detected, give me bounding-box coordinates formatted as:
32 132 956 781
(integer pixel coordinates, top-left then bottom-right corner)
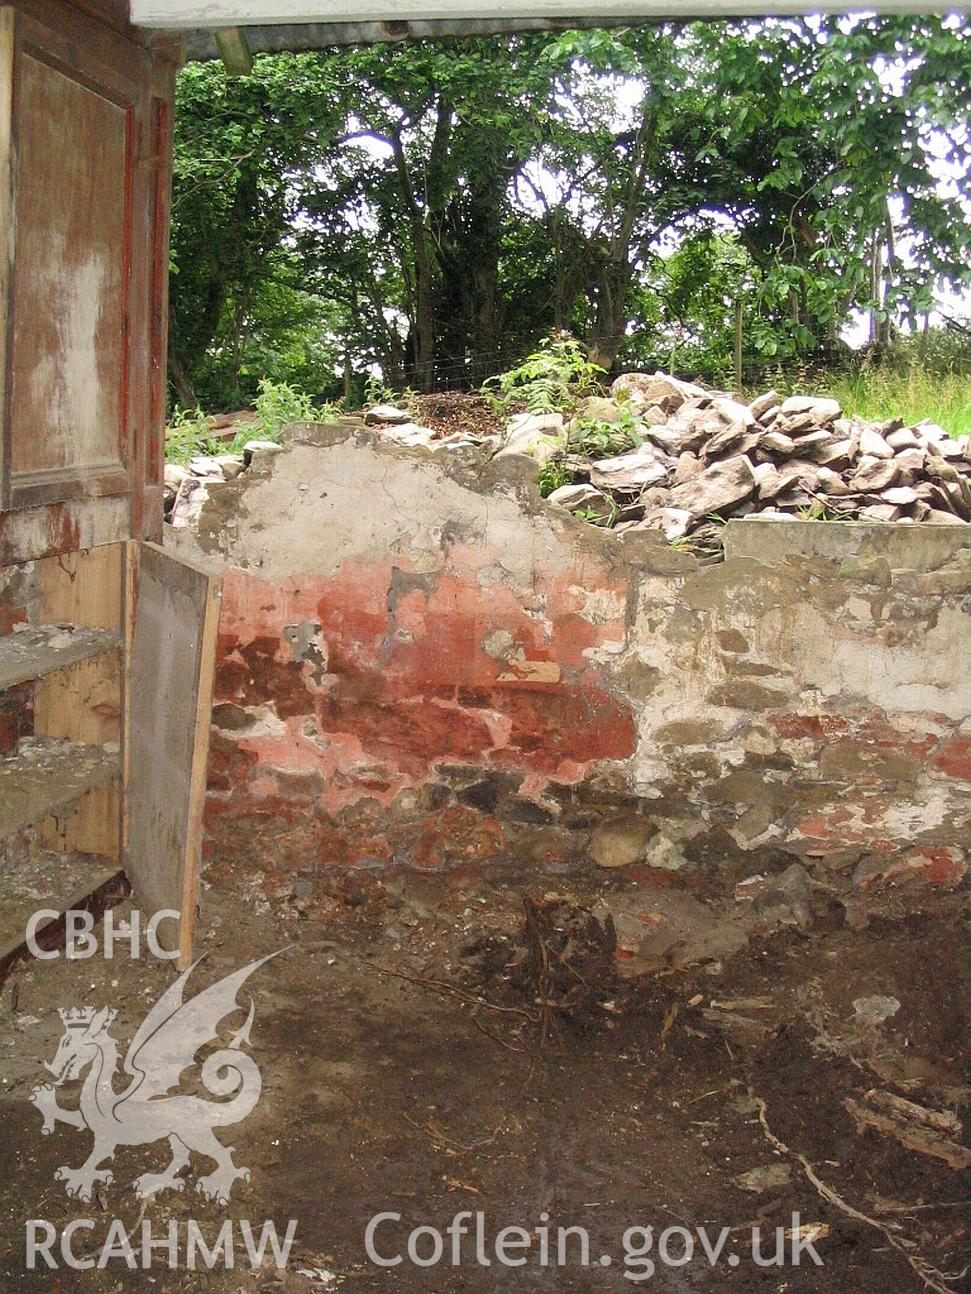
165 377 344 463
536 458 574 497
484 334 606 415
164 407 220 465
568 407 644 459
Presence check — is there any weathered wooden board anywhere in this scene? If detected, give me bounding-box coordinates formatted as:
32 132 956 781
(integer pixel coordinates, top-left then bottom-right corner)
0 623 118 690
131 0 930 27
126 542 220 969
33 541 125 854
0 0 177 557
0 850 127 991
0 735 118 838
9 43 130 496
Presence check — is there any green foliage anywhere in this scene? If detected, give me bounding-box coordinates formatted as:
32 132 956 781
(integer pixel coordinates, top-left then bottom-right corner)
167 21 971 413
485 335 605 414
568 407 644 458
165 378 342 463
824 366 971 439
164 407 222 465
536 458 575 497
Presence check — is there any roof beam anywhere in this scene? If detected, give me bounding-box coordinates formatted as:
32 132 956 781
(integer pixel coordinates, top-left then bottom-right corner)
213 26 253 71
181 15 645 58
131 0 933 29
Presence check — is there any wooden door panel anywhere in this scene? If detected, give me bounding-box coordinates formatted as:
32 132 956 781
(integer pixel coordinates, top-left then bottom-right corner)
125 542 220 969
0 0 178 555
9 43 132 499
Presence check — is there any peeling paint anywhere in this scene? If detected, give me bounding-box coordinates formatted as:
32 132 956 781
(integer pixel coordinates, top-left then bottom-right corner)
172 429 971 886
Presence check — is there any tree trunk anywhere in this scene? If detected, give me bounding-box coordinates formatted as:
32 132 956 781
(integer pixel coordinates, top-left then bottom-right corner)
168 345 197 410
733 296 744 391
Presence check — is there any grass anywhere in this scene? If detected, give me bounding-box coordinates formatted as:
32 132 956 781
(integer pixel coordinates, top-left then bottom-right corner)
809 366 971 440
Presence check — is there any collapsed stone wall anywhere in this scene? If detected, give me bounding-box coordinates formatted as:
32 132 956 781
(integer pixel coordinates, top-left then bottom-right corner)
177 423 971 894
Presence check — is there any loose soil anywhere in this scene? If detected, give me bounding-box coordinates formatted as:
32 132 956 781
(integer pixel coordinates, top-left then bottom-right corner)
0 864 968 1293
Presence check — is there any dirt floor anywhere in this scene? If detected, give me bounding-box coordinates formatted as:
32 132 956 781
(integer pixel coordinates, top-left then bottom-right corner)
0 860 969 1293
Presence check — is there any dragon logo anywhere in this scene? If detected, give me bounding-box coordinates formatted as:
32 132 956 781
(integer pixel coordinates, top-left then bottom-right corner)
29 950 286 1206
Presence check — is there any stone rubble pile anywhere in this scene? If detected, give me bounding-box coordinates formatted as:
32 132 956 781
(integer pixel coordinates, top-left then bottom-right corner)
165 373 971 545
539 372 971 543
355 375 971 544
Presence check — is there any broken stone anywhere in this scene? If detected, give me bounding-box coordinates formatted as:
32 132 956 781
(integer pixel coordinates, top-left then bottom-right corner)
638 507 693 541
595 889 749 974
924 455 962 484
704 422 749 458
860 503 903 522
733 1163 793 1193
913 419 949 443
849 459 899 492
749 389 781 420
759 430 795 456
852 994 901 1025
577 395 626 424
711 396 756 428
752 862 814 929
588 443 671 492
186 454 226 478
858 427 894 459
242 439 285 466
644 421 705 455
364 404 411 425
930 437 965 461
881 486 918 506
215 454 245 480
927 508 965 524
667 454 758 521
753 463 800 501
169 476 211 528
497 412 565 464
779 395 841 424
611 371 708 412
790 429 833 453
382 422 441 449
590 817 657 868
813 466 850 495
547 483 614 522
673 451 704 484
887 427 922 452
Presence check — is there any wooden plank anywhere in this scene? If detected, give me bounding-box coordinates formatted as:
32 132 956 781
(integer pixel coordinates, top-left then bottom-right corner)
33 543 124 855
0 623 119 689
35 541 125 628
214 26 252 73
6 21 132 508
0 1 177 552
37 776 120 856
34 652 121 745
0 495 131 566
130 0 930 27
0 857 128 992
0 735 118 838
126 542 221 970
0 7 13 501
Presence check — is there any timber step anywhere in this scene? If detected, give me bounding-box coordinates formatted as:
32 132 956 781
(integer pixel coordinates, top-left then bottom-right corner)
0 857 128 988
0 736 120 839
0 623 120 690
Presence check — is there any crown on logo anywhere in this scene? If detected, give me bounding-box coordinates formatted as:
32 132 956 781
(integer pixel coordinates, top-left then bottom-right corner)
57 1007 97 1029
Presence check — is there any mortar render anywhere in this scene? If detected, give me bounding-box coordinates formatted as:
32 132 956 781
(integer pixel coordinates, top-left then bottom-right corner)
173 424 971 892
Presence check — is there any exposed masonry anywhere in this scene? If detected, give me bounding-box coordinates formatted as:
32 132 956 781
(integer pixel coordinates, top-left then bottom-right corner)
169 423 971 893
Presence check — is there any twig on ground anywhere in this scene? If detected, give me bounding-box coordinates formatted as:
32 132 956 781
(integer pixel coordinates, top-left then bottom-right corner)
751 1091 964 1294
358 958 538 1023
